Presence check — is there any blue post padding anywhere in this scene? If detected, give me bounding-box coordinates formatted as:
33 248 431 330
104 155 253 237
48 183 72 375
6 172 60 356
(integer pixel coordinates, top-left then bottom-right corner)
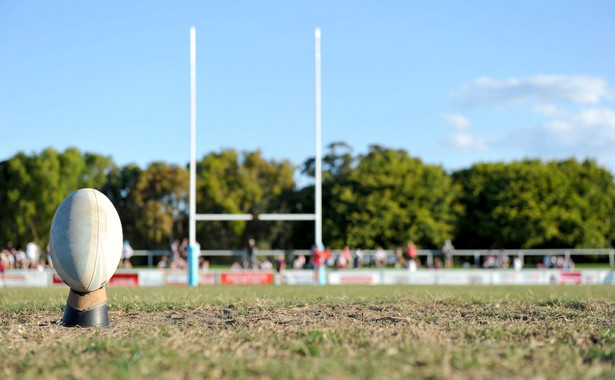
318 265 326 286
187 244 200 287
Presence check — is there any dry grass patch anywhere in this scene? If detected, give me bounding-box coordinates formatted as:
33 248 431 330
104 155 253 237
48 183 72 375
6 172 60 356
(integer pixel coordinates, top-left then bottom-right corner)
1 285 614 379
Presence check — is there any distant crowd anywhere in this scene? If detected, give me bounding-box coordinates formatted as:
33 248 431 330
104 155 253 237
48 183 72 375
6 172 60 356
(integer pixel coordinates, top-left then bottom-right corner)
175 239 575 273
1 238 575 274
538 254 575 270
1 241 50 271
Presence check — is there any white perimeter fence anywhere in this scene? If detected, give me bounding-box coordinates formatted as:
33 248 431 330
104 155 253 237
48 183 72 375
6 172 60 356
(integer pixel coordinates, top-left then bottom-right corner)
2 268 614 287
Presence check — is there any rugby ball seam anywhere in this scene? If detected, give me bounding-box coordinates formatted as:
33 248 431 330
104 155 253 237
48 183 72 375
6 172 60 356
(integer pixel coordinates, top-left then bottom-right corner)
85 191 100 291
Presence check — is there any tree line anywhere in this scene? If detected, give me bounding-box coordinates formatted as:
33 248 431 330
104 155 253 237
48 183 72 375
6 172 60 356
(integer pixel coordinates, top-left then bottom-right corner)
2 144 614 251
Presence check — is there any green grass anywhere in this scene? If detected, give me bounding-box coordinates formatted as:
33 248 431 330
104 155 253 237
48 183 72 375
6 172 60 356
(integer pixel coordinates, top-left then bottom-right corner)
571 263 614 269
1 285 614 379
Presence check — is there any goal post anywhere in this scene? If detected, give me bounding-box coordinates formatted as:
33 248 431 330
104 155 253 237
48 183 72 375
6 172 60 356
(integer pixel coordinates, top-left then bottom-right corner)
194 214 317 221
188 26 323 257
314 27 323 248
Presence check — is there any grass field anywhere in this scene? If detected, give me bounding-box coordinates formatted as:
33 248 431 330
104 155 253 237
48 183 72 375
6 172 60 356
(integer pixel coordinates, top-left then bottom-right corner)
1 285 614 380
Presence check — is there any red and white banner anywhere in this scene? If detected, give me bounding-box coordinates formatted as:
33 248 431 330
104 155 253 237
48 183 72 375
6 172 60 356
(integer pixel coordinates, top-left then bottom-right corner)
52 272 65 286
53 271 139 287
328 271 380 285
560 271 582 285
199 272 216 285
108 272 139 287
220 272 274 285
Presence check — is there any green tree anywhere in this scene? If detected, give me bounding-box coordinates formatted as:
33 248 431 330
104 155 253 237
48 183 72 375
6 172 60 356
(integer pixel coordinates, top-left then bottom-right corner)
102 163 141 224
300 144 461 249
123 162 188 249
195 149 296 249
453 159 615 248
296 142 355 248
0 148 115 248
337 146 460 248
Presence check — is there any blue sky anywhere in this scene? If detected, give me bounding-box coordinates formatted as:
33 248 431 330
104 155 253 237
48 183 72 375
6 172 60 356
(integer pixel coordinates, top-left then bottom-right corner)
1 1 614 179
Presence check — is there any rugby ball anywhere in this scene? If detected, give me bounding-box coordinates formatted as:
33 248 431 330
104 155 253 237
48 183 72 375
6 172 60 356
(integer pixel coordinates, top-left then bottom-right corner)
50 188 123 292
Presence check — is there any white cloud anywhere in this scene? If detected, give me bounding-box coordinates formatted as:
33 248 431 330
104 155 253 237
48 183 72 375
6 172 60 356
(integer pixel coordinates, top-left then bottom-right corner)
442 113 471 129
543 120 571 134
576 108 615 128
441 113 483 150
513 107 615 154
455 75 612 107
444 132 487 151
530 105 615 145
531 103 560 117
445 74 615 166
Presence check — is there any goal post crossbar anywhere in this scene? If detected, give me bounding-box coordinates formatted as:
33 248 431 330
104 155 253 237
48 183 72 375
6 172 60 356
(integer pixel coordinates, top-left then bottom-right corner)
188 26 323 249
195 213 317 221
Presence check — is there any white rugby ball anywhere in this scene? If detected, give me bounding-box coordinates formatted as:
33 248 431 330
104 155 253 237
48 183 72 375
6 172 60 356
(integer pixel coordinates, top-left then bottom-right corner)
50 188 123 292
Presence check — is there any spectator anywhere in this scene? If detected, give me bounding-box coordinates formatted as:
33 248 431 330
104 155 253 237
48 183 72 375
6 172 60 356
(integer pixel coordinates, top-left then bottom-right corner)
408 253 417 272
333 246 348 270
275 254 285 273
157 255 169 269
353 248 364 268
563 256 574 270
323 246 333 267
293 255 306 269
343 246 352 267
498 249 510 269
442 239 455 268
5 241 14 252
433 257 443 270
395 247 406 268
246 238 257 269
179 238 189 263
231 261 242 271
120 240 134 268
402 242 419 269
170 239 185 269
513 256 523 271
260 257 273 271
26 240 40 269
0 249 9 266
170 239 179 257
312 244 325 283
5 248 15 269
374 246 387 267
483 250 496 269
44 243 53 268
310 244 322 270
407 242 420 268
0 250 6 284
15 248 27 268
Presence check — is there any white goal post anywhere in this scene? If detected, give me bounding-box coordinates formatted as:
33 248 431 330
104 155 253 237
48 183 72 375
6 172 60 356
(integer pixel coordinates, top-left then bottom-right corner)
188 26 323 248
